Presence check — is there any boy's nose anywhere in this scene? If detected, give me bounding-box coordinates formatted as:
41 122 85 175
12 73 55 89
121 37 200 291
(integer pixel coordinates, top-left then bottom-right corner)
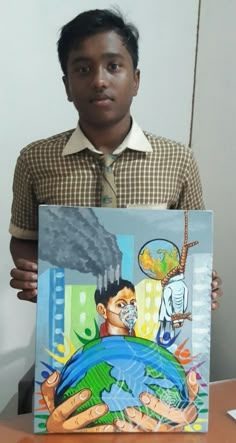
92 67 109 89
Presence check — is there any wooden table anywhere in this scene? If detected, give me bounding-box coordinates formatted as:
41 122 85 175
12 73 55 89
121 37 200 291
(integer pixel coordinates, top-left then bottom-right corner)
0 380 235 443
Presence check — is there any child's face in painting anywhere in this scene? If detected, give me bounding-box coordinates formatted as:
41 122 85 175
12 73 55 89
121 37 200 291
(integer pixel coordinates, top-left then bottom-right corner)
97 287 136 329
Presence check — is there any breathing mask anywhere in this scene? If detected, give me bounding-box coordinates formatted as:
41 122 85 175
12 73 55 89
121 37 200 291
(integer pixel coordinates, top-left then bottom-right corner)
108 303 138 335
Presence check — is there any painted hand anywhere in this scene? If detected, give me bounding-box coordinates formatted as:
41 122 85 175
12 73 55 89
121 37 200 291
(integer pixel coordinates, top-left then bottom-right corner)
41 371 114 433
211 270 222 310
10 258 38 302
114 371 199 432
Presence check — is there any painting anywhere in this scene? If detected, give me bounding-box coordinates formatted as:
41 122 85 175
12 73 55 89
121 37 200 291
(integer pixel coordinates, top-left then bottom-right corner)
34 207 212 433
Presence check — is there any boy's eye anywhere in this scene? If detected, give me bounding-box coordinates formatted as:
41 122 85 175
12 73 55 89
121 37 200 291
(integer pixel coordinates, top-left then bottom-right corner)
77 65 90 74
108 63 119 71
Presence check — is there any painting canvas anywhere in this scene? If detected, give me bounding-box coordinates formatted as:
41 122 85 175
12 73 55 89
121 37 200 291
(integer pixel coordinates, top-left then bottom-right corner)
34 207 213 434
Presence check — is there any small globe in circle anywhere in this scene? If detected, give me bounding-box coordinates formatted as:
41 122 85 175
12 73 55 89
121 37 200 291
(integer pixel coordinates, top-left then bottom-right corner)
138 239 180 280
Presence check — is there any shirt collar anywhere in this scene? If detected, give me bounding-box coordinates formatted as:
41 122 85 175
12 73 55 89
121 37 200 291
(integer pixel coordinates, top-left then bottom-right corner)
62 119 152 157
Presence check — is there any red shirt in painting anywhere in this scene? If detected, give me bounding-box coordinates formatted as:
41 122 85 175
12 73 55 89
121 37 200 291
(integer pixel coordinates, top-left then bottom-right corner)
99 322 135 337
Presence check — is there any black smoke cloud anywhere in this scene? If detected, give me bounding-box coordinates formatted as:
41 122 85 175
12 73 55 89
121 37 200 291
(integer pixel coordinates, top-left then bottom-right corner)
38 206 122 276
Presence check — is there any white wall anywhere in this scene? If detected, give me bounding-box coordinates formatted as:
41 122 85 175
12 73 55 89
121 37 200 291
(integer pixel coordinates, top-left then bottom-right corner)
0 1 199 415
192 0 236 380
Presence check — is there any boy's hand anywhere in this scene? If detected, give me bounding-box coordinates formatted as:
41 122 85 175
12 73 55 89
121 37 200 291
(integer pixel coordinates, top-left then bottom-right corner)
10 258 38 302
211 270 222 310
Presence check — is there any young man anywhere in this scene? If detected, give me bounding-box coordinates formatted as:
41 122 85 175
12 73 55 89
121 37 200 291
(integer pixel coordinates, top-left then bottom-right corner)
9 9 222 306
94 279 137 337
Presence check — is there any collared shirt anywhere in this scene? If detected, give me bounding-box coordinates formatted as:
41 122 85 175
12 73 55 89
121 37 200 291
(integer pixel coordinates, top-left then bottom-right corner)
62 119 152 156
9 121 205 240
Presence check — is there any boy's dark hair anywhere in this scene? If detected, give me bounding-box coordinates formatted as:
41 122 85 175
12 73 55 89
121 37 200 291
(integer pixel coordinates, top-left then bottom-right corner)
94 279 135 307
57 9 139 75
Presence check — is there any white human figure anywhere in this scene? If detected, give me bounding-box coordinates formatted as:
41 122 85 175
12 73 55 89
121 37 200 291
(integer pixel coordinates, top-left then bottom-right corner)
159 273 188 340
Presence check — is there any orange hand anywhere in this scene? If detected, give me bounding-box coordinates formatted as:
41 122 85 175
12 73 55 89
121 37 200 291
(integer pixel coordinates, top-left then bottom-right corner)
115 371 198 432
41 371 113 432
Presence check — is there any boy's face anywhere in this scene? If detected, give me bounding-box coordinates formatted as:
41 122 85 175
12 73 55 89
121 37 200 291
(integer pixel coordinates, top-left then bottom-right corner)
97 286 136 329
63 31 140 129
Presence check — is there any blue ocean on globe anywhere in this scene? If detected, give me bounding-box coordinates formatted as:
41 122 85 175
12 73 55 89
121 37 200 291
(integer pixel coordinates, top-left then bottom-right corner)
54 336 189 425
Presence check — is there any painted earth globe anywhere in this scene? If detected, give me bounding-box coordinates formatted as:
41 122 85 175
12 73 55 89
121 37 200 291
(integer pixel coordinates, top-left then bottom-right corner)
54 336 189 426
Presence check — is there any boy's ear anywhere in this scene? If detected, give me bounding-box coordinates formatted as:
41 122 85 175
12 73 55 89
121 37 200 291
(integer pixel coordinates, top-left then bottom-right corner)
133 68 140 97
62 75 73 102
96 303 107 319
